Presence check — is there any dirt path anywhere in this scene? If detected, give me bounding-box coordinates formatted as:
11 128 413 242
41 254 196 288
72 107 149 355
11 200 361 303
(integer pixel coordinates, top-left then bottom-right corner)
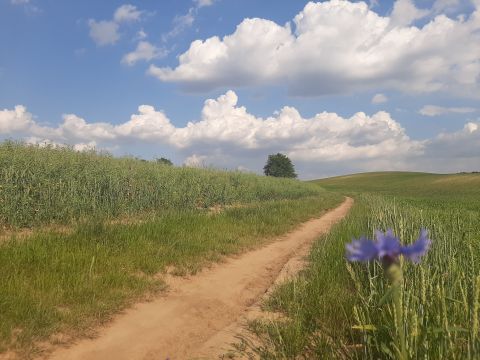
48 197 353 360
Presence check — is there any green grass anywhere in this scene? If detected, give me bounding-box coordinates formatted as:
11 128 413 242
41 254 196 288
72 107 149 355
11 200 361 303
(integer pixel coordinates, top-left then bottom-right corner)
0 142 343 357
244 172 480 359
314 171 480 211
0 141 323 229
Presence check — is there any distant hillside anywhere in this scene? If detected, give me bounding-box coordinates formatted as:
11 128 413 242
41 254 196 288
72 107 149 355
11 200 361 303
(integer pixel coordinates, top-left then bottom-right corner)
313 171 480 210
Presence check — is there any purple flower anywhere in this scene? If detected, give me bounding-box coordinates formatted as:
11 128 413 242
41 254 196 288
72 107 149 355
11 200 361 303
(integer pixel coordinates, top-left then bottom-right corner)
400 229 431 263
376 229 401 262
345 229 431 264
346 236 379 262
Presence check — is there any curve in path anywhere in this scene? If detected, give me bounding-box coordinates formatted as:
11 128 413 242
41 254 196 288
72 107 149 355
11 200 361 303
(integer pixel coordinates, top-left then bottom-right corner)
48 197 353 360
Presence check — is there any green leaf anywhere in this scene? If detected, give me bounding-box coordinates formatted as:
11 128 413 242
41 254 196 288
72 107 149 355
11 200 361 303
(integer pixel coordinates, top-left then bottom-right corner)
378 286 396 306
352 324 377 331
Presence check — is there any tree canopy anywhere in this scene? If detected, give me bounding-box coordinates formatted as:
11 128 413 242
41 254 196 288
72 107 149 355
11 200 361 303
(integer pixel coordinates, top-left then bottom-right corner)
263 153 297 178
155 157 173 166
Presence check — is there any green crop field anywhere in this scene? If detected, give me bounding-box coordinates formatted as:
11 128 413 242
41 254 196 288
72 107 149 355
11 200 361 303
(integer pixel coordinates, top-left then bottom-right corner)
0 142 342 357
245 172 480 359
0 141 328 230
317 171 480 211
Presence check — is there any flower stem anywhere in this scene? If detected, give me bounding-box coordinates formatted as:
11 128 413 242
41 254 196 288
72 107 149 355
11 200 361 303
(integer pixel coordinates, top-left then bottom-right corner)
388 263 407 360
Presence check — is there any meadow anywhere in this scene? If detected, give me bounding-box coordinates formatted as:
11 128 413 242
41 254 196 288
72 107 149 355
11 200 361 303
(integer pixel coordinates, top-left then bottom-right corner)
4 144 479 359
245 172 480 359
0 142 342 356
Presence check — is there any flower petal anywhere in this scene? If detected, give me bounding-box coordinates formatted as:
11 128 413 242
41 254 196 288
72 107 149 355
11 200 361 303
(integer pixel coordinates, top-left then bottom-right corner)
401 228 431 263
346 237 378 262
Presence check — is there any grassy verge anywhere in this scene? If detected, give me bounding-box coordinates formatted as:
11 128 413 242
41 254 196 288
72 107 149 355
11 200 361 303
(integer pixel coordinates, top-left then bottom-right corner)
0 193 341 357
245 173 480 359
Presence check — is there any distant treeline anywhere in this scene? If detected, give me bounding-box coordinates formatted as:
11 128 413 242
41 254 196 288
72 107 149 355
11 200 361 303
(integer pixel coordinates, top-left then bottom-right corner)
0 141 323 228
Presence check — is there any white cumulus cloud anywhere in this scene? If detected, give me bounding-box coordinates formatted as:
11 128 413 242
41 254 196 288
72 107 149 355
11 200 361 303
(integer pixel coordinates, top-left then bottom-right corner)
194 0 216 8
0 105 35 133
372 93 388 104
122 41 167 66
149 0 480 98
88 20 120 46
184 154 209 167
88 4 144 46
390 0 429 27
113 4 143 23
433 0 462 13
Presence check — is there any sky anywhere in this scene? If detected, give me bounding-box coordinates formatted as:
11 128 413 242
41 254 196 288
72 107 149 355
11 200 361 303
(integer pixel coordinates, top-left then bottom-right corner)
0 0 479 179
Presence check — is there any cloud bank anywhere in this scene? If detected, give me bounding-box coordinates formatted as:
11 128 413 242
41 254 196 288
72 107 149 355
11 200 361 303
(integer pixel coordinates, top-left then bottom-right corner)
1 91 479 178
419 105 477 116
149 0 480 97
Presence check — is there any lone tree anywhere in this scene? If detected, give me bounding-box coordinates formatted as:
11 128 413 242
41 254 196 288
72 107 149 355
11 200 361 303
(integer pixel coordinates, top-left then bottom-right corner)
155 157 173 166
263 153 297 178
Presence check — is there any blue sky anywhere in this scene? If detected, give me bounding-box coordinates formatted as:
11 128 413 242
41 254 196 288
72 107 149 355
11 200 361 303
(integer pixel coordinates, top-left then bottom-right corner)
1 0 479 178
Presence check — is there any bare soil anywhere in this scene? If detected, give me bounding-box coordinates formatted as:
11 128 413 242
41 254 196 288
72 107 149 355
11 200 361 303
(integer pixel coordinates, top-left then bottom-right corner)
46 197 353 360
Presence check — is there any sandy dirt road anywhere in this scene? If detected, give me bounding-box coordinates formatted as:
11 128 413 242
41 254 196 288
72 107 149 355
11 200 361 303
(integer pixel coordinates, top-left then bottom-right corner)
48 197 353 360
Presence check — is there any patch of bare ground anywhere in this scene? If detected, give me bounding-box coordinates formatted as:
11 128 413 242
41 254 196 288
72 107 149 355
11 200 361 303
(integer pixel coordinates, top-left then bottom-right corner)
0 225 71 245
0 204 250 245
0 211 157 245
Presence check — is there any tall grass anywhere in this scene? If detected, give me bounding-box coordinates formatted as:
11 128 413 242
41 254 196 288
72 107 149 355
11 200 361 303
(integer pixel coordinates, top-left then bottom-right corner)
0 141 322 228
246 173 480 359
347 196 480 359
